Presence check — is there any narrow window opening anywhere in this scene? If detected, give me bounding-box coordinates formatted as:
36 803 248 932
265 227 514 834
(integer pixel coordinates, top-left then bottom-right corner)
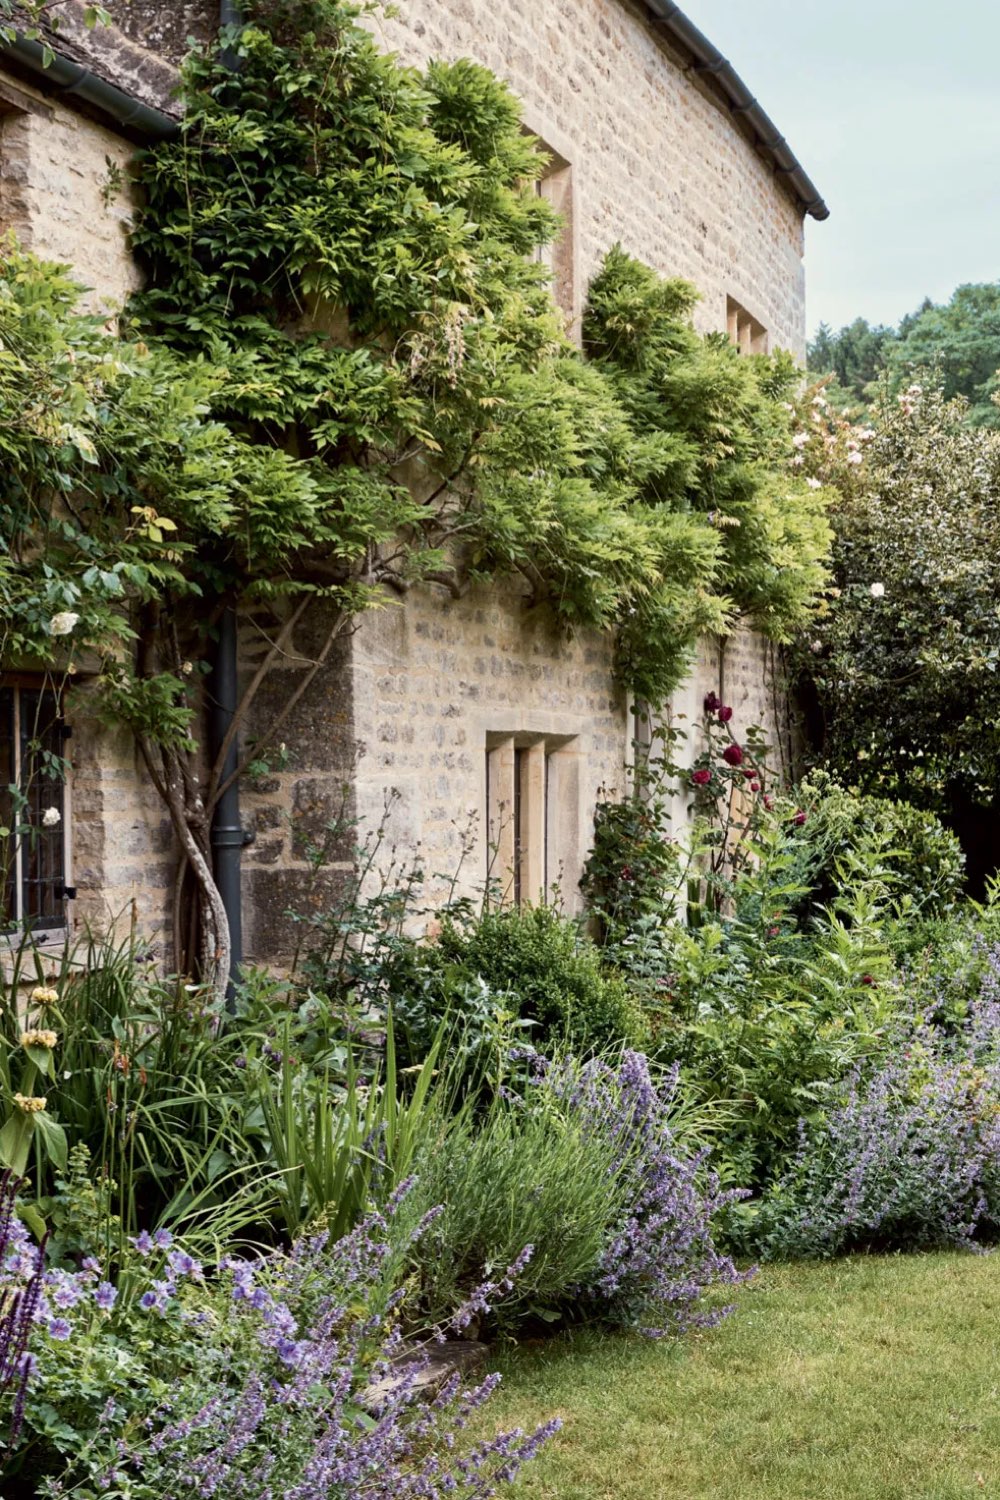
726 296 768 355
1 681 70 933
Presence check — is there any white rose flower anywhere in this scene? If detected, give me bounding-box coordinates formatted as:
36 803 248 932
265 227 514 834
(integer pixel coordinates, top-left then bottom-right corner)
41 807 61 828
870 582 885 599
49 611 80 637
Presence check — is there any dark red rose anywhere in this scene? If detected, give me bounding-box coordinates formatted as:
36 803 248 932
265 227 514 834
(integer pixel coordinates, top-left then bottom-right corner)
691 767 712 787
620 865 634 882
722 743 744 767
703 692 722 714
718 705 733 724
861 974 876 987
793 809 807 826
742 768 756 780
750 781 761 792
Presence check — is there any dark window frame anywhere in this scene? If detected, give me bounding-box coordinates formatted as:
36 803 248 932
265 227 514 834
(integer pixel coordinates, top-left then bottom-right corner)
0 678 72 934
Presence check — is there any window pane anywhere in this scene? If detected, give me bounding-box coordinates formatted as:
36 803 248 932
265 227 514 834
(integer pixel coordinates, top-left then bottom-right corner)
19 689 66 930
0 688 14 929
513 747 524 907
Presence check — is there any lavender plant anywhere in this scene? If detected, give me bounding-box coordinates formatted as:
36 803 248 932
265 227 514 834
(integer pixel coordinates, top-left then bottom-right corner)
413 1049 749 1338
550 1051 751 1334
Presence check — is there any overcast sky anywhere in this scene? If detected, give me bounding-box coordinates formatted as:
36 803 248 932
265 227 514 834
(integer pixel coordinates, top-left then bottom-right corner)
679 0 1000 339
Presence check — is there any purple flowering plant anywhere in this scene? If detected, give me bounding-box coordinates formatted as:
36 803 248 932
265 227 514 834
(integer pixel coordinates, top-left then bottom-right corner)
34 1190 556 1500
0 1171 44 1447
413 1047 749 1339
0 1203 213 1491
547 1050 751 1334
753 958 1000 1259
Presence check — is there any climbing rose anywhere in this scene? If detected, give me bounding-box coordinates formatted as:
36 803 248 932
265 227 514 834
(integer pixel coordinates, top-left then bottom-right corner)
717 706 733 724
48 612 79 637
703 692 721 714
869 582 885 599
691 768 712 787
793 810 807 826
722 744 744 767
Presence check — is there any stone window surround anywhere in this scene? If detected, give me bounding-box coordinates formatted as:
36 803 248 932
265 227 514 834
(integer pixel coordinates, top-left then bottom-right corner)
484 724 583 908
726 294 769 355
524 109 581 343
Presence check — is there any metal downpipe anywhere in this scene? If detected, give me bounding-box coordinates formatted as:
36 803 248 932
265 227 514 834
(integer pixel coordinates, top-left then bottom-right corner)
209 608 246 1004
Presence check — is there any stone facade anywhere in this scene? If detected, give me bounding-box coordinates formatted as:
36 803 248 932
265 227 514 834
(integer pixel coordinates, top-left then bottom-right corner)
366 0 807 356
0 1 818 963
0 76 142 313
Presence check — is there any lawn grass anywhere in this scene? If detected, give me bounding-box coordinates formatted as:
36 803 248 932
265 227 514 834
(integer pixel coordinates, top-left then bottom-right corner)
481 1254 1000 1499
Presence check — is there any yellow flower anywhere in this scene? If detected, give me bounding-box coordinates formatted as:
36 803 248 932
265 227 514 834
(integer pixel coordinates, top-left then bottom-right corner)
21 1030 58 1051
13 1093 47 1114
30 987 59 1007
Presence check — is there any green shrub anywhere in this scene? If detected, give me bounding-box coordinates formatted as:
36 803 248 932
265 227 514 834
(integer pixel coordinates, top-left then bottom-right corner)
411 1093 619 1330
435 905 649 1052
409 1048 744 1337
787 773 965 922
579 726 687 949
645 802 903 1188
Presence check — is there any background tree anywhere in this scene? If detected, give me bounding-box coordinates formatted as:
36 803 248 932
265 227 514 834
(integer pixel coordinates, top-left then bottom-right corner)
887 282 1000 427
809 283 1000 428
807 316 896 405
791 381 1000 888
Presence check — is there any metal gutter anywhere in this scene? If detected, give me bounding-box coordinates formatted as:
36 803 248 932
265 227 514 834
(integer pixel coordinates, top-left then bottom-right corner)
0 31 179 139
644 1 829 221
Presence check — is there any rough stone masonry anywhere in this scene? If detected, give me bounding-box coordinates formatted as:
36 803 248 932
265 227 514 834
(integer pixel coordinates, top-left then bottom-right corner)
0 0 815 963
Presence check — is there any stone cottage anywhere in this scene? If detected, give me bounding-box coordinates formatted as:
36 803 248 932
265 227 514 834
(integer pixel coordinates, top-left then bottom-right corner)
0 1 826 965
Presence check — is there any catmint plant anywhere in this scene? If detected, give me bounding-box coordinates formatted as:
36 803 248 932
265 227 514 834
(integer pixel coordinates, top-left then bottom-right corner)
755 970 1000 1259
51 1195 556 1499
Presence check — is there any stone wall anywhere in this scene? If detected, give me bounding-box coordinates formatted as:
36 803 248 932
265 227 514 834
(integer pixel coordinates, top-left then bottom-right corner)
0 69 143 314
366 0 807 355
0 0 812 964
351 579 630 917
69 695 176 952
235 583 630 962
